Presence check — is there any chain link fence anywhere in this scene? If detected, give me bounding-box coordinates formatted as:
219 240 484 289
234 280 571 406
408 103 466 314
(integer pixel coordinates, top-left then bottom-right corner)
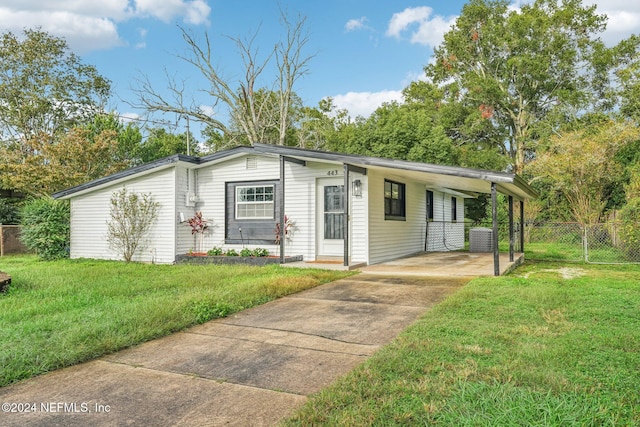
462 221 640 264
519 222 640 264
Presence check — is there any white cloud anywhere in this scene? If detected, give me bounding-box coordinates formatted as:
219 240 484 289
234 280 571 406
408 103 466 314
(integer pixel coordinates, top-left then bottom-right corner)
331 90 404 118
118 112 141 123
133 0 210 25
0 8 122 52
588 4 640 45
345 17 368 32
0 0 211 53
198 105 216 117
386 6 456 48
509 0 640 46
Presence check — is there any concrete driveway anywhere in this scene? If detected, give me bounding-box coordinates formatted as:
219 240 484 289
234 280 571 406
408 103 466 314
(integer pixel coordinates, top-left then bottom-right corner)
0 274 468 426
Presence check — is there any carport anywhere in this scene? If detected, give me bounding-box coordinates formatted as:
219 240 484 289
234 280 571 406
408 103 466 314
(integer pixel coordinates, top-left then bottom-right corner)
360 251 524 277
256 144 538 276
289 251 523 277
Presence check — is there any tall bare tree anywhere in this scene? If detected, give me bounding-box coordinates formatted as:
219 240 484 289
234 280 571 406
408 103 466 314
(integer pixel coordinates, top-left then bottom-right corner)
133 11 313 148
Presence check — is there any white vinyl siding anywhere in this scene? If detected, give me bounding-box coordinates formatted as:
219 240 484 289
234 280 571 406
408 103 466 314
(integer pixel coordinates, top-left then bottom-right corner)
284 161 324 261
425 190 465 252
70 168 177 263
368 170 425 264
349 174 368 264
197 158 368 264
368 171 466 264
175 166 196 256
196 155 281 253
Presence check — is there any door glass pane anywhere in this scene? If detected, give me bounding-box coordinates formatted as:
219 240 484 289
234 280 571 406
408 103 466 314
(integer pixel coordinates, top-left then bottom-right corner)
324 185 344 240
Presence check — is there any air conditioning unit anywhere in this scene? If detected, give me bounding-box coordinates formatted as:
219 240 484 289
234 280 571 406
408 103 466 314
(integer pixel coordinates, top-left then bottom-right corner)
469 227 494 252
185 192 199 207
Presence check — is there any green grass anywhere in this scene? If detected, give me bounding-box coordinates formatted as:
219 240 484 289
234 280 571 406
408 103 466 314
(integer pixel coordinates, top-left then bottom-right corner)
0 255 352 387
526 242 585 261
283 261 640 426
525 241 640 264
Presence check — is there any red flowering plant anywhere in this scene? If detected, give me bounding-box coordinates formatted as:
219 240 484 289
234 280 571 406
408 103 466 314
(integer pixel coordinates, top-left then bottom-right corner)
186 212 209 253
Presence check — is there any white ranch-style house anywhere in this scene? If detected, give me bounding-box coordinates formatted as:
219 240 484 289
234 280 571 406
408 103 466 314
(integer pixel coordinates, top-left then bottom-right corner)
53 144 537 273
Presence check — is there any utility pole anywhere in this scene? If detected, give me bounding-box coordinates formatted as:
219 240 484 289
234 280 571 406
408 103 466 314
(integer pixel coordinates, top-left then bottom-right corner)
185 115 191 156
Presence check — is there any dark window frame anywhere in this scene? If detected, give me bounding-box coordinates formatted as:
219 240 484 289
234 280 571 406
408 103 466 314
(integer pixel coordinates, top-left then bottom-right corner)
426 190 434 221
451 196 457 222
384 179 406 221
225 179 279 245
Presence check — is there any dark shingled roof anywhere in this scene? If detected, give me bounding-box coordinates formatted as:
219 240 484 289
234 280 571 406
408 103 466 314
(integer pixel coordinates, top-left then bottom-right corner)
53 144 537 200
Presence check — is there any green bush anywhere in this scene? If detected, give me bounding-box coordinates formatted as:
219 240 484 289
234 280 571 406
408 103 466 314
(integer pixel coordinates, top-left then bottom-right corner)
20 197 70 260
0 198 20 224
252 248 269 257
207 247 224 256
225 249 239 257
240 248 253 257
618 198 640 261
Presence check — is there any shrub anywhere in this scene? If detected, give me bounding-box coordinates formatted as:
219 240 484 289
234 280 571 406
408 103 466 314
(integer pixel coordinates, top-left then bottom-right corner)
106 188 160 262
252 248 269 257
240 248 253 257
225 249 239 257
0 198 20 224
618 198 640 261
207 247 224 256
20 197 70 260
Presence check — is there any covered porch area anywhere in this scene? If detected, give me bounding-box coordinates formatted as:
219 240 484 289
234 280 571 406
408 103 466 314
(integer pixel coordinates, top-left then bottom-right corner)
359 251 524 277
287 251 524 277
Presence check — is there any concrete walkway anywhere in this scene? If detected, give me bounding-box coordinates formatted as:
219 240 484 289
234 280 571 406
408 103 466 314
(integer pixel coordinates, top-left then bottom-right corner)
0 274 469 426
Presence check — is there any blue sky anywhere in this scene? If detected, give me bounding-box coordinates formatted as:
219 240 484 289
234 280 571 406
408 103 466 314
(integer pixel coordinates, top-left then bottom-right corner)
1 0 639 136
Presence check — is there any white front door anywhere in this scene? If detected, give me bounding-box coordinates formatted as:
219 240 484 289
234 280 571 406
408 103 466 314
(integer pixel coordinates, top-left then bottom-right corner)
316 178 345 257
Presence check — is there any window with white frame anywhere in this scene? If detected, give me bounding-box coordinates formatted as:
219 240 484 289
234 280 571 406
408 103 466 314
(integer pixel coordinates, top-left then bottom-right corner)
235 185 274 219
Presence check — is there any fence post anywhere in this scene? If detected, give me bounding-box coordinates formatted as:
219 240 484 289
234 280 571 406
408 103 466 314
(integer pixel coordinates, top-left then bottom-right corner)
583 225 589 263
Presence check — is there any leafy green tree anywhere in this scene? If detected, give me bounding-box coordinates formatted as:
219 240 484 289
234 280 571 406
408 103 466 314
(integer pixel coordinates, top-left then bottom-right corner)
83 113 143 166
0 128 129 197
426 0 623 174
323 100 460 165
0 29 110 146
617 164 640 260
106 188 160 262
528 120 640 224
20 197 70 260
136 127 199 163
0 198 20 224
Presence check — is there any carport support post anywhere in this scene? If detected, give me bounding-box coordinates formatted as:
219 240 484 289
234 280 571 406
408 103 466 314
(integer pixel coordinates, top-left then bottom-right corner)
343 163 350 267
492 183 500 276
509 195 514 262
279 155 285 264
520 200 525 253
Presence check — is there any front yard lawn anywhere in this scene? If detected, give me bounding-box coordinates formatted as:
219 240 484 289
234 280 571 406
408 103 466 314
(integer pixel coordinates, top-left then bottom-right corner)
284 261 640 426
0 256 352 387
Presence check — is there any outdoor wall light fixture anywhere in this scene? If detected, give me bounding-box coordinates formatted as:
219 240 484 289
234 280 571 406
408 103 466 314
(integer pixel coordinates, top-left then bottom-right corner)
353 179 362 197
